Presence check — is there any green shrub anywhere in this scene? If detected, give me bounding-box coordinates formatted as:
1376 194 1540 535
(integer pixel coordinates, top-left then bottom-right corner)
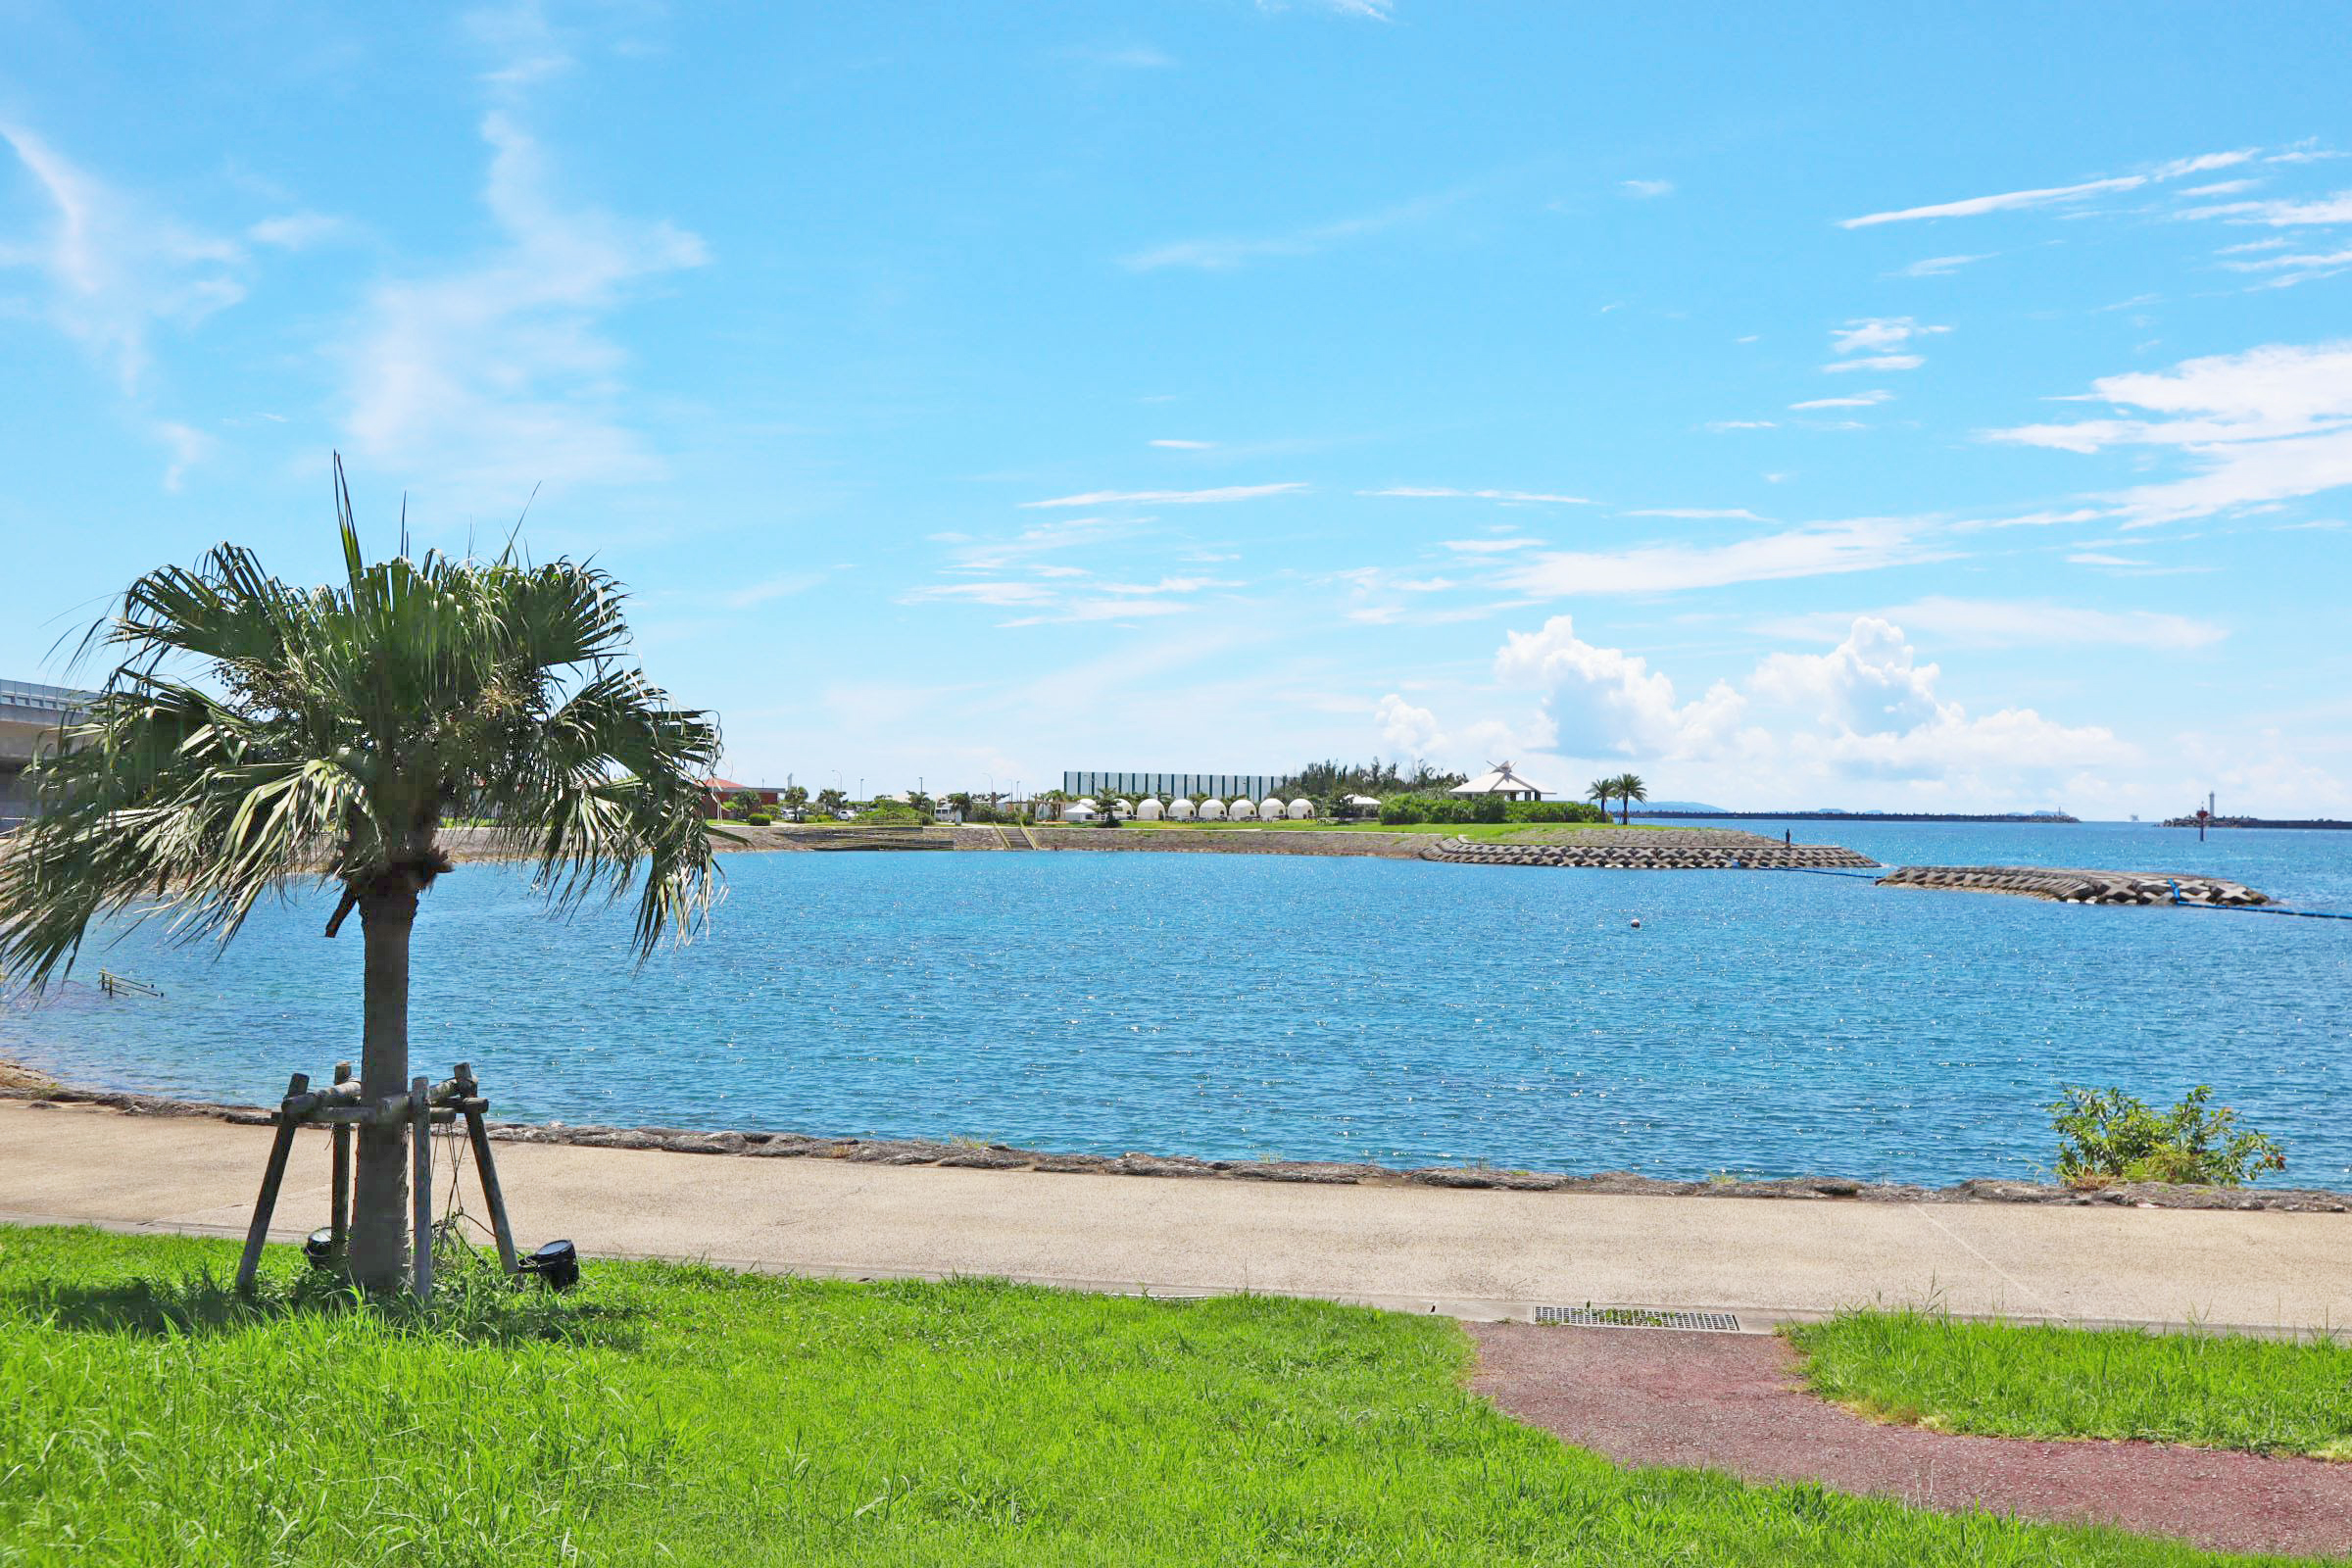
853 802 922 825
746 811 775 826
1377 794 1606 826
1505 800 1608 824
1379 793 1503 825
2046 1084 2286 1187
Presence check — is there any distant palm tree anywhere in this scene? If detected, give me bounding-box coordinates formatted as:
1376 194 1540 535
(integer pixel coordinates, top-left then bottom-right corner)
0 466 720 1296
1611 772 1648 824
1587 777 1614 816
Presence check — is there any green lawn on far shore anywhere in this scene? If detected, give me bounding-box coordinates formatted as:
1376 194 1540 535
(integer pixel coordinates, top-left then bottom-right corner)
1787 1309 2352 1459
1113 819 1670 838
0 1227 2286 1567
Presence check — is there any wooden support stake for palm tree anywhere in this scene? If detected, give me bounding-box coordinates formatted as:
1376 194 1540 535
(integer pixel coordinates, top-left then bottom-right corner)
409 1074 433 1300
234 1072 308 1295
328 1059 353 1260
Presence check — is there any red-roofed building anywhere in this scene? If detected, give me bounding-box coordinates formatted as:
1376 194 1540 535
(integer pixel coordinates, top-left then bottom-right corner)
703 776 787 817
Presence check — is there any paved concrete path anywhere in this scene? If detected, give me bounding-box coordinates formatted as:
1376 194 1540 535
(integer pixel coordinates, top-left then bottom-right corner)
1472 1324 2352 1558
4 1100 2346 1333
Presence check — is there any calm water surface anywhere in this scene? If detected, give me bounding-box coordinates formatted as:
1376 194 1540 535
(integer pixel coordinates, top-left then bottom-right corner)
7 821 2348 1188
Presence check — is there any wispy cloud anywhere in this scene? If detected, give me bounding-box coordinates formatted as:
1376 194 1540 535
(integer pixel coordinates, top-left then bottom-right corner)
1706 419 1776 431
1831 318 1946 355
1020 482 1304 508
1624 508 1770 521
1758 596 2224 651
1362 486 1593 504
1839 149 2256 227
1620 178 1674 199
343 96 706 490
1791 390 1892 410
1441 536 1544 555
1984 340 2352 526
2177 192 2352 226
1497 520 1942 596
1892 253 1990 277
1149 438 1215 449
1825 354 1923 373
0 124 245 394
1121 190 1457 271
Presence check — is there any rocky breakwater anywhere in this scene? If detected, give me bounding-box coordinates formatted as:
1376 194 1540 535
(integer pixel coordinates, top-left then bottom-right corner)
1423 829 1879 870
1876 865 2269 906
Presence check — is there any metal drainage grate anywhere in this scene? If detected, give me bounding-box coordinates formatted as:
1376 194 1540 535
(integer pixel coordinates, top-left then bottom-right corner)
1536 1304 1741 1333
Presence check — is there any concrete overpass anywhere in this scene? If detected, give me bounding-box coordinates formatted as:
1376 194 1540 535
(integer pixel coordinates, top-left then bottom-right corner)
0 678 90 828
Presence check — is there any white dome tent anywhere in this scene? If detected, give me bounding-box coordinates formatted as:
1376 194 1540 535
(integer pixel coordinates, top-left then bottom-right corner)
1285 798 1313 819
1111 798 1136 820
1229 798 1257 820
1167 798 1196 820
1137 798 1164 820
1200 798 1227 820
1258 795 1285 820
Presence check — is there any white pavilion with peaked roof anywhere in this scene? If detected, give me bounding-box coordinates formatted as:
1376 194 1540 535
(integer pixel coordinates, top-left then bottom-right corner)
1447 761 1549 802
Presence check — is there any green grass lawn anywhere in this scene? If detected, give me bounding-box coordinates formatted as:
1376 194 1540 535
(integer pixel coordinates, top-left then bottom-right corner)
1787 1309 2352 1459
0 1227 2300 1567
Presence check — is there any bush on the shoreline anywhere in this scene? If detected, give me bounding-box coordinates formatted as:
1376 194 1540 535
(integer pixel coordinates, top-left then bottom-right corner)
1379 794 1609 826
2047 1084 2286 1187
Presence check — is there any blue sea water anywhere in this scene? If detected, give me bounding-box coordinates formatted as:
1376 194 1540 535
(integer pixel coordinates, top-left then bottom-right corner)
5 821 2348 1189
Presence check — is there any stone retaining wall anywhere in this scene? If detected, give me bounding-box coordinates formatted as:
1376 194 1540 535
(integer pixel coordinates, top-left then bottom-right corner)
1877 866 2269 906
7 1082 2341 1211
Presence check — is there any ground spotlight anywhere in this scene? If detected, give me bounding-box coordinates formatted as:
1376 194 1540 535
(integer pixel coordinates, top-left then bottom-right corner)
518 1239 580 1291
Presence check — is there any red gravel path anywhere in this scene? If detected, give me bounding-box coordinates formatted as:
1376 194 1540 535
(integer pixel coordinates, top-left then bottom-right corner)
1470 1323 2352 1560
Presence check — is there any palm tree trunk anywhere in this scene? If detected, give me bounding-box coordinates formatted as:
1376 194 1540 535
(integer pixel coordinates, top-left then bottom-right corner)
349 881 417 1295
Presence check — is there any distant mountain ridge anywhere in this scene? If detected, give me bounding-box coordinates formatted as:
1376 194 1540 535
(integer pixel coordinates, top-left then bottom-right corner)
1631 799 1730 813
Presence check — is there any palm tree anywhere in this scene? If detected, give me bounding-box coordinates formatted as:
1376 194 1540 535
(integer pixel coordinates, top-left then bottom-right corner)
0 467 719 1295
1587 776 1614 817
1611 772 1648 825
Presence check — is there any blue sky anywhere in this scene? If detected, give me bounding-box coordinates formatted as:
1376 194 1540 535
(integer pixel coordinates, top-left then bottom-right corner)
4 2 2349 813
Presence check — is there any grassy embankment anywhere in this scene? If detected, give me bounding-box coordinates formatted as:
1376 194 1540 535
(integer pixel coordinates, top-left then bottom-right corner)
0 1226 2298 1567
1788 1309 2352 1459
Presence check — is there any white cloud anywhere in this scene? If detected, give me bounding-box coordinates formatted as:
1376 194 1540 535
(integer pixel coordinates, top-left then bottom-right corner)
247 213 349 250
0 124 246 393
1758 596 2225 652
1149 438 1215 449
1893 253 1990 277
1706 419 1777 431
1121 190 1452 270
1395 615 2135 804
1498 521 1941 597
343 109 706 489
1362 486 1593 504
153 419 213 493
1824 354 1924 373
1623 507 1769 520
1984 340 2352 525
1839 149 2255 227
1790 391 1892 410
1440 536 1544 554
1021 482 1304 508
1494 615 1743 759
2177 191 2352 226
1620 179 1674 199
1830 317 1947 355
1374 693 1443 754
